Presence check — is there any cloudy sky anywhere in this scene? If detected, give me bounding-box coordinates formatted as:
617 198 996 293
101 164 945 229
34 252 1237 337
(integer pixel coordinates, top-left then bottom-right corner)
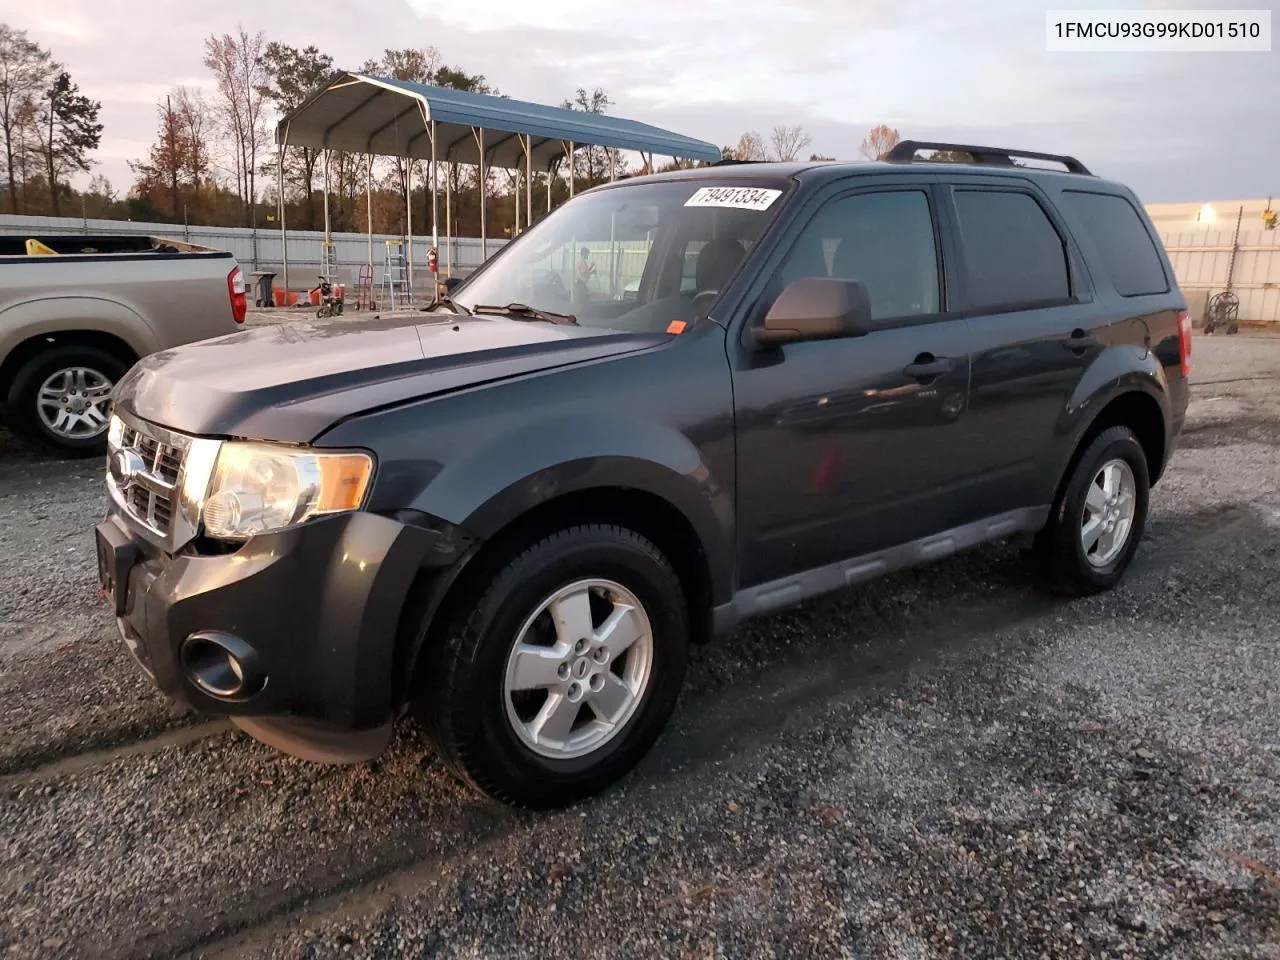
4 0 1276 203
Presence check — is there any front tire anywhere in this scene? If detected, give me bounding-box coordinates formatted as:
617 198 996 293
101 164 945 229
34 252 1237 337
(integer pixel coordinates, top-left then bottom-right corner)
417 525 689 808
5 345 130 456
1036 426 1150 595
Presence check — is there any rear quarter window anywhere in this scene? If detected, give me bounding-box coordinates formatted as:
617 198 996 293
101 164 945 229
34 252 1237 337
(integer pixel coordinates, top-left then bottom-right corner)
952 189 1071 312
1063 191 1169 297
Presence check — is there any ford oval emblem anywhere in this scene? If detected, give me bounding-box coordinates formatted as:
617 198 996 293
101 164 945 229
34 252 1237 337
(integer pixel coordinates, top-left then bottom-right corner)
109 449 146 490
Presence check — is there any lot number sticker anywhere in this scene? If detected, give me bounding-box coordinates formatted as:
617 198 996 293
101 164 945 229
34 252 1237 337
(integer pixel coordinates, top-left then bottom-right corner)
684 186 782 211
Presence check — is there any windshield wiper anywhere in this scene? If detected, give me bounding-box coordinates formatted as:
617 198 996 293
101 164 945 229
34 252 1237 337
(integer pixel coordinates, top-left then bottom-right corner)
420 294 470 315
472 302 578 325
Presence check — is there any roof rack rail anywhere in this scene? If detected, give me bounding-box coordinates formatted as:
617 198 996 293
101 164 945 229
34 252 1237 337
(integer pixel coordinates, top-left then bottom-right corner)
884 140 1093 176
711 158 769 166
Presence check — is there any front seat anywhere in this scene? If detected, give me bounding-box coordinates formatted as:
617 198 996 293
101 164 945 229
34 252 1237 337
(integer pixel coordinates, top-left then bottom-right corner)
830 221 930 319
695 238 747 294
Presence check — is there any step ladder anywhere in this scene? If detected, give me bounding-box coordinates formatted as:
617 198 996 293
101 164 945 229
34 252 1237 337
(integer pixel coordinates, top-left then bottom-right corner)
381 240 412 310
321 241 339 281
355 263 374 311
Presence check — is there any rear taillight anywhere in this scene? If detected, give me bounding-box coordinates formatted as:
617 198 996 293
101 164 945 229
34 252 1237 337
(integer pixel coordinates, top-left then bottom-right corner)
1177 309 1192 377
227 266 247 324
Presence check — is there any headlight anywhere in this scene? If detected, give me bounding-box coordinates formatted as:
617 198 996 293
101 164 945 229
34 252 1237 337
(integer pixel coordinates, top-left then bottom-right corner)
107 413 125 449
201 442 373 541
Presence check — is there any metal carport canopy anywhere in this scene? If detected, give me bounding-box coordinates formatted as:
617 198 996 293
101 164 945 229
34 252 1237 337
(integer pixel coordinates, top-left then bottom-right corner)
277 73 722 169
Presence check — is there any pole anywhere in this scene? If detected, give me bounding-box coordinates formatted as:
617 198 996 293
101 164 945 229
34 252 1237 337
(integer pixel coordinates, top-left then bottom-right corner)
1225 204 1243 295
568 141 575 197
445 157 453 277
610 149 616 182
475 128 488 261
280 122 290 295
525 135 532 228
430 118 439 254
405 158 413 302
322 150 331 280
514 168 520 235
366 155 373 283
546 164 552 213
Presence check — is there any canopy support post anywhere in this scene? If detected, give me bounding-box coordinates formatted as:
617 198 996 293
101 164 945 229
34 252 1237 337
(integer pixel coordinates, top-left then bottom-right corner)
568 141 575 197
546 162 552 213
445 153 453 278
322 150 332 282
365 155 373 293
514 166 520 236
279 121 290 295
524 135 532 228
473 127 487 262
430 118 438 254
405 157 413 304
609 150 616 182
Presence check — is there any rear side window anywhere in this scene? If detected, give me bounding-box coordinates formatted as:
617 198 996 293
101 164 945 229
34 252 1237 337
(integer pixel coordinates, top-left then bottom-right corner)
1063 191 1169 297
953 190 1070 312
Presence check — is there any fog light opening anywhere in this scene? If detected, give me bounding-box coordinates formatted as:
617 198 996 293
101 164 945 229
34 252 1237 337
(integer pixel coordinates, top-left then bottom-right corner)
181 632 265 700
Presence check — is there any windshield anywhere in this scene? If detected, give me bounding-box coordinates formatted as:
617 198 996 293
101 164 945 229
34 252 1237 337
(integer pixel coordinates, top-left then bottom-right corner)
452 178 792 333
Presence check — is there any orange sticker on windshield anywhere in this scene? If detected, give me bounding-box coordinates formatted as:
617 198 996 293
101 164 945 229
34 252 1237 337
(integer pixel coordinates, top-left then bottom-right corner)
666 320 687 335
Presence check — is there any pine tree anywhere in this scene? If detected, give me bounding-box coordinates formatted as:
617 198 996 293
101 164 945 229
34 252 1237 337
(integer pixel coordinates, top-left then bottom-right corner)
37 71 102 216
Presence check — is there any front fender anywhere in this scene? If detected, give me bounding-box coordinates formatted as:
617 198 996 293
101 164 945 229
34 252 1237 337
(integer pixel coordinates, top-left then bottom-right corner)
417 411 734 599
0 296 159 364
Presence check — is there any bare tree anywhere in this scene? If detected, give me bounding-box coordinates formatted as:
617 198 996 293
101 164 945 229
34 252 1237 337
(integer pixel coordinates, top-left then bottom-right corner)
204 26 270 226
562 87 621 185
0 24 56 213
173 86 212 191
769 124 811 162
130 94 189 219
727 130 767 161
859 124 900 161
359 48 449 234
259 43 336 229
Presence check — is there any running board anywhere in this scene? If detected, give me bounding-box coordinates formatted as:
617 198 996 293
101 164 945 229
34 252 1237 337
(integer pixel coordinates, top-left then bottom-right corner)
712 506 1050 635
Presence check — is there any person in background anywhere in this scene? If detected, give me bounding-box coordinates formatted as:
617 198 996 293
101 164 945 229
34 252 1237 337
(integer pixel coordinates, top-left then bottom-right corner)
574 246 595 302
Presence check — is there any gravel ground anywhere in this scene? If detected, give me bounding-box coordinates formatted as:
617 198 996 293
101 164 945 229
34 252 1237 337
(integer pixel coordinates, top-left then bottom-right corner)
1 335 1277 959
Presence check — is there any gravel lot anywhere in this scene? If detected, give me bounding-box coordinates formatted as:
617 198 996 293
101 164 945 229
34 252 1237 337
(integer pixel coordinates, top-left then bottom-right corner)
1 334 1277 960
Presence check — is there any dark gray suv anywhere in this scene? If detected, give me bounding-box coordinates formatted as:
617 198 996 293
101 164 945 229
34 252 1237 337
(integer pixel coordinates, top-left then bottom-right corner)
95 142 1191 808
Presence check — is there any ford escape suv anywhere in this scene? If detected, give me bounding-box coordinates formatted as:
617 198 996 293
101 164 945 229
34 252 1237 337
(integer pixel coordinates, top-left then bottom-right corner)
95 141 1191 808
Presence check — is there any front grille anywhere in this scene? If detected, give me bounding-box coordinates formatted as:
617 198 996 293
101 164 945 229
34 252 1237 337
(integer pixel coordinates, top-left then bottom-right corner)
136 432 183 486
110 421 189 537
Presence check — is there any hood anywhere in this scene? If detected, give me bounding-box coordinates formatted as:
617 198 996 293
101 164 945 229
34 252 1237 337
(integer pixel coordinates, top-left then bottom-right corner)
115 312 664 441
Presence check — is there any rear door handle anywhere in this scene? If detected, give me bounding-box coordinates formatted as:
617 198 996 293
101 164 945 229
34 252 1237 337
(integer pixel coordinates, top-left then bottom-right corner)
904 354 953 379
1064 329 1098 351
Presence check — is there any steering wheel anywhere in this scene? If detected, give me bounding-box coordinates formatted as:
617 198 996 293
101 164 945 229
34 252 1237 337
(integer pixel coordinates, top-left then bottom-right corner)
532 269 570 302
693 289 719 314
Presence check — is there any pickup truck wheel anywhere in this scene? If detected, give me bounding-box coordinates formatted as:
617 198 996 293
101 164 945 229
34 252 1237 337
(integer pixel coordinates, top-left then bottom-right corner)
418 525 689 809
1036 426 1150 596
6 345 129 456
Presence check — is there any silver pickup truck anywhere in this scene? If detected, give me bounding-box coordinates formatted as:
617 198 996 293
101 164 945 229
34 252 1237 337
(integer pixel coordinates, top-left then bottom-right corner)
0 233 246 454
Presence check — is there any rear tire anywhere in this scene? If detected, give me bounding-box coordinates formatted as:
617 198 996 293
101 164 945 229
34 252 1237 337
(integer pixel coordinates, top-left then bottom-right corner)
5 344 130 456
417 524 689 809
1036 426 1150 596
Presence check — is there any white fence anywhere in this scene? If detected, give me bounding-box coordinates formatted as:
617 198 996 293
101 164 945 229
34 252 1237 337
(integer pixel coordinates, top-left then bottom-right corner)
3 213 1276 325
0 214 508 293
1157 227 1280 325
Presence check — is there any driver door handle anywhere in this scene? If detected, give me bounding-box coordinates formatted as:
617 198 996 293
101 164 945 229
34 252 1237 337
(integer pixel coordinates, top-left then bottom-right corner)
1064 329 1098 352
904 354 953 380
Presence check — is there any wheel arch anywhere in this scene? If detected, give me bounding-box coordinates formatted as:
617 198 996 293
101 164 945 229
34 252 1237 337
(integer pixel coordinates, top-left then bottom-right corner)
1046 385 1167 527
394 481 722 708
0 328 140 402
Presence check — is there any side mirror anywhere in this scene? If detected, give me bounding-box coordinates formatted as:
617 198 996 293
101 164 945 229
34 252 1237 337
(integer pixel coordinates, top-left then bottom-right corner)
444 276 463 293
753 277 873 347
